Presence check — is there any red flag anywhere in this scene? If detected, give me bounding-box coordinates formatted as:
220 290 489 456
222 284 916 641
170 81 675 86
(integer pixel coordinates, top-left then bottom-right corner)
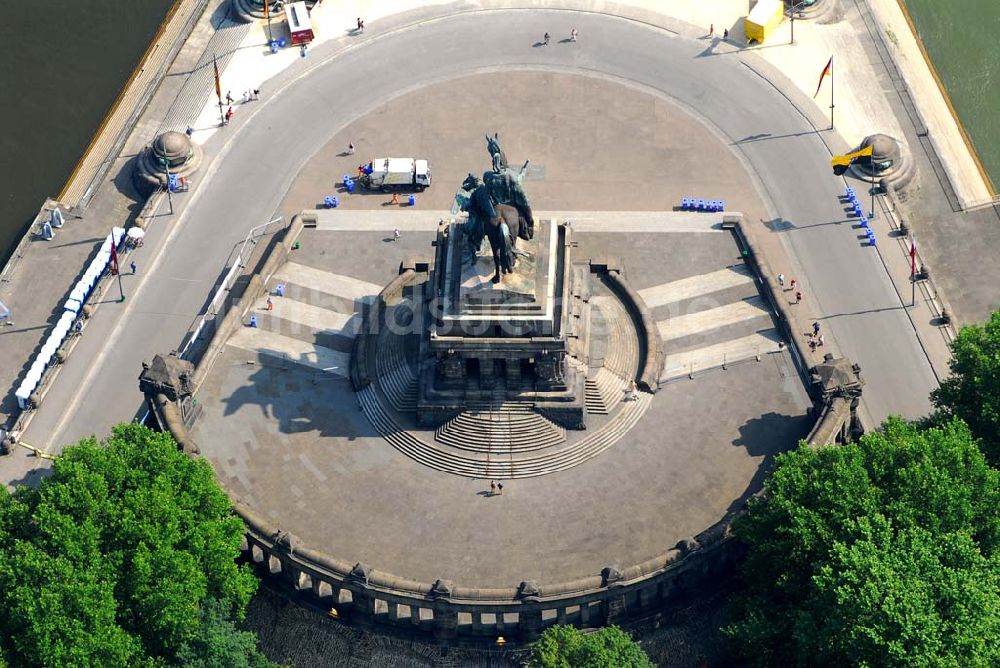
213 55 221 101
813 56 832 98
910 239 916 277
110 241 120 276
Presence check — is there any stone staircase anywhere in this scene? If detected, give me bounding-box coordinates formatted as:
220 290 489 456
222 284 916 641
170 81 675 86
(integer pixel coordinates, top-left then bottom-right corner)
359 385 651 479
435 407 566 453
592 297 640 380
374 306 417 412
585 368 628 415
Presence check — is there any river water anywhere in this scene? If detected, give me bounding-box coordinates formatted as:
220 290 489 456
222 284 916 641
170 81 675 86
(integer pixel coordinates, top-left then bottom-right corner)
0 0 176 264
902 0 1000 193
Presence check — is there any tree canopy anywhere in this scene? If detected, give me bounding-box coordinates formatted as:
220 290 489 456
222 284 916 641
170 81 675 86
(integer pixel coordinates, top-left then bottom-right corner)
931 309 1000 465
0 423 271 667
725 417 1000 667
529 624 653 668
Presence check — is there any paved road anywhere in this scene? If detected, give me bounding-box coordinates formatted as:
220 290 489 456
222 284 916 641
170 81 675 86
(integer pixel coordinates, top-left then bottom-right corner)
21 8 935 454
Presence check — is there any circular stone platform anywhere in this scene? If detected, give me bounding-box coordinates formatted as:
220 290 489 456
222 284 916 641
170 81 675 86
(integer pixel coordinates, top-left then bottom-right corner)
189 70 812 588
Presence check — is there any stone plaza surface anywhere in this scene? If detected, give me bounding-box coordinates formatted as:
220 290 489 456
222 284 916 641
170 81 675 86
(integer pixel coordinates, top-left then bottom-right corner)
191 222 812 586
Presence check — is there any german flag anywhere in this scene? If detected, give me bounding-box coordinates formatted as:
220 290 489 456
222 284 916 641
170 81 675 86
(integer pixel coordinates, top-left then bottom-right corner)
831 145 873 175
213 55 221 101
814 56 832 99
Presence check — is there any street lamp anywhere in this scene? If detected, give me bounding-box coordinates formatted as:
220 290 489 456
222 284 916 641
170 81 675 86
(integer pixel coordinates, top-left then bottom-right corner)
160 157 174 215
789 2 808 45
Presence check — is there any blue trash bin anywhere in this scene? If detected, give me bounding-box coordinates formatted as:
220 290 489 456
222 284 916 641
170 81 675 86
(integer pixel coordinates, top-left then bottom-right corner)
249 315 258 328
278 37 287 48
270 41 279 54
408 194 416 206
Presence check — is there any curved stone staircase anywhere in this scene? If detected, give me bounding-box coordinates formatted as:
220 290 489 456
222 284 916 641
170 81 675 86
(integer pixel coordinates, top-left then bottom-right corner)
435 406 566 453
358 385 651 479
593 297 640 380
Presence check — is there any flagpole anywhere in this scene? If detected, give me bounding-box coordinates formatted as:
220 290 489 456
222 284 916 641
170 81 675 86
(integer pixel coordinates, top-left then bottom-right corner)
910 238 916 307
264 1 272 43
829 57 835 130
214 54 225 127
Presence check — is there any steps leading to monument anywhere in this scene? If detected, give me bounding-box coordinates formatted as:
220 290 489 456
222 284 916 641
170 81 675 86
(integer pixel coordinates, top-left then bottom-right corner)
359 385 651 479
586 368 627 414
435 409 566 453
663 310 775 356
375 305 418 412
592 296 640 381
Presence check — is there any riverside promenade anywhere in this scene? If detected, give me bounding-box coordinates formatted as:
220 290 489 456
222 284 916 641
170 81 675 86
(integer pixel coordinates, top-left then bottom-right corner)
0 0 991 486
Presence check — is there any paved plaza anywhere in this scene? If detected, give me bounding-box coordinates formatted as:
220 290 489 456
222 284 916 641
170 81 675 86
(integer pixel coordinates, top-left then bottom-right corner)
193 222 811 586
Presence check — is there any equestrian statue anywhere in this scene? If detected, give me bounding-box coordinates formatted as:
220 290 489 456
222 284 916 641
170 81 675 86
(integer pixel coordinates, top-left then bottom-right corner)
452 133 535 283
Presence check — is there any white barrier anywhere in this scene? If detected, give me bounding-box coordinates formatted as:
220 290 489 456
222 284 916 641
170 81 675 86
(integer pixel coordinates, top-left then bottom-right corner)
14 227 125 410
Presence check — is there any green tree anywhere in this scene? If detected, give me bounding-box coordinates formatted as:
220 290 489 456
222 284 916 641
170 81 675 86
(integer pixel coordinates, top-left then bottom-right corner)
530 624 653 668
725 418 1000 667
0 424 267 667
176 598 274 668
931 310 1000 464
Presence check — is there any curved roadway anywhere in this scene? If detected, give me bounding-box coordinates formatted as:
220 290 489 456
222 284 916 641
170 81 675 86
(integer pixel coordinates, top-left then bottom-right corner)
24 8 935 453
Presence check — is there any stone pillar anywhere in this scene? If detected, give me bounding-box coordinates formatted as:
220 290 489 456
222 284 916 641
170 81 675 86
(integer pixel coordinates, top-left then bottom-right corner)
479 357 496 389
430 578 457 639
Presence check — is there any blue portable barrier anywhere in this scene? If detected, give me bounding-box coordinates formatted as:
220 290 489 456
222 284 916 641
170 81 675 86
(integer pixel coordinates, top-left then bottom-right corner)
270 41 279 54
324 196 335 208
696 198 705 211
681 198 689 210
343 175 351 186
408 194 416 206
859 216 868 228
249 315 258 328
345 180 355 193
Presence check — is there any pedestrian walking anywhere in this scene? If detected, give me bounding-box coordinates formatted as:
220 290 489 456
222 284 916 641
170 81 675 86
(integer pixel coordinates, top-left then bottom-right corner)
795 290 803 304
393 228 401 242
809 338 817 352
348 142 355 155
790 278 797 290
709 23 714 37
185 126 194 137
723 28 729 40
498 481 504 496
357 17 364 32
253 88 260 100
777 273 785 288
130 260 137 275
812 321 820 336
266 297 273 311
543 32 550 45
390 193 399 205
490 480 497 496
226 106 234 123
570 28 578 42
226 91 233 104
357 165 365 179
818 334 825 347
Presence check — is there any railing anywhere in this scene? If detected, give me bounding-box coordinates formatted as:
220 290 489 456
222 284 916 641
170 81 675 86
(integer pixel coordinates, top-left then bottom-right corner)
178 216 284 358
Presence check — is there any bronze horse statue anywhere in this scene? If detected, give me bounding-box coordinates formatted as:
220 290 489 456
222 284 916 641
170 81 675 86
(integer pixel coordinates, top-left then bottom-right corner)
461 172 534 283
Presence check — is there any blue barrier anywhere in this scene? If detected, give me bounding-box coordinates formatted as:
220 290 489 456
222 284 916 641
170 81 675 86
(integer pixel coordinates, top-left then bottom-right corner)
345 180 355 193
859 216 869 228
408 194 416 206
249 315 258 328
270 41 279 54
324 196 335 208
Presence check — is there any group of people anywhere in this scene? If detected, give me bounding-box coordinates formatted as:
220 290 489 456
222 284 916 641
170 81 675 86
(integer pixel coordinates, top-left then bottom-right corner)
488 480 505 496
542 29 577 45
808 320 825 351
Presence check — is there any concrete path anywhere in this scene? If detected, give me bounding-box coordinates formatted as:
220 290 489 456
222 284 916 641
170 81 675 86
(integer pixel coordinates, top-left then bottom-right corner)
640 264 754 309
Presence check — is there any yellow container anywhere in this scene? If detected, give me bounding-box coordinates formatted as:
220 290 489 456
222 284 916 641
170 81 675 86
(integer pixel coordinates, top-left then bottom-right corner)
745 0 784 44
